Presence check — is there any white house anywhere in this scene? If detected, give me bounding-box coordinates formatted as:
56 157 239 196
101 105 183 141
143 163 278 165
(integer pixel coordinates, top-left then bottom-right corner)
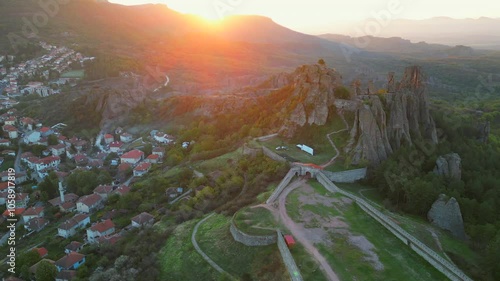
35 155 61 171
120 149 144 165
93 185 113 199
131 212 154 228
133 162 151 177
57 214 90 238
76 194 103 213
49 143 66 156
3 125 18 139
154 132 173 144
22 206 44 223
86 219 115 243
109 141 123 153
120 132 133 143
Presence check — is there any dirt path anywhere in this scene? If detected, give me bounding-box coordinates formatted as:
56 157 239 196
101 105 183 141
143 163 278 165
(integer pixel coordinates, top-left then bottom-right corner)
277 179 341 281
321 113 349 169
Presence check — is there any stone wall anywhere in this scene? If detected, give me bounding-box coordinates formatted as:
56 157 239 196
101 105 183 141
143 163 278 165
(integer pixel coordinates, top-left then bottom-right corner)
323 168 367 183
316 172 472 281
262 146 288 163
229 219 277 246
277 230 303 281
266 168 299 204
255 133 279 142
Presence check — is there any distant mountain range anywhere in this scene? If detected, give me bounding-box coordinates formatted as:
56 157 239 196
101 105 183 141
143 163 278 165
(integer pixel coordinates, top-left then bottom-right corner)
339 17 500 50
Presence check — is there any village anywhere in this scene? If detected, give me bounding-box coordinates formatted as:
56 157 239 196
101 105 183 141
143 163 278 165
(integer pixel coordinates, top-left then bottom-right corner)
0 41 94 109
0 106 189 280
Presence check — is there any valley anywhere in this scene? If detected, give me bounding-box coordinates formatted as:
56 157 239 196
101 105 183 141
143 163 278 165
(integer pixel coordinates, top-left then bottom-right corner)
0 1 499 281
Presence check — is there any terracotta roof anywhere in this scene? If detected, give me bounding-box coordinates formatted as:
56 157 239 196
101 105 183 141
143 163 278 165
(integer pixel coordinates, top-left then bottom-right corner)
0 181 8 191
97 233 121 245
3 208 25 216
38 155 60 164
109 141 123 148
134 162 151 172
118 163 131 172
121 149 144 160
3 125 17 131
104 134 113 139
77 194 102 207
25 217 48 231
35 247 48 257
22 206 44 216
93 185 113 194
55 252 85 269
50 143 66 150
147 154 159 159
114 185 130 195
59 214 89 231
131 212 154 225
90 219 114 233
61 201 76 211
40 127 51 133
73 154 87 163
48 193 79 206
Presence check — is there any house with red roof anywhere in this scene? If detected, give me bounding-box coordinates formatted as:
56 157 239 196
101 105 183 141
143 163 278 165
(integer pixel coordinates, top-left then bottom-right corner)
57 214 90 238
35 155 60 171
24 217 49 232
131 212 154 228
55 252 86 272
4 116 16 126
35 247 48 258
97 233 122 245
73 154 88 166
3 124 18 139
93 185 113 199
39 126 54 137
120 149 144 165
113 185 130 196
109 141 123 153
76 194 103 213
22 206 44 222
104 134 114 144
133 162 151 177
49 143 66 156
86 219 115 243
145 154 159 164
152 146 165 158
20 117 34 130
0 138 11 146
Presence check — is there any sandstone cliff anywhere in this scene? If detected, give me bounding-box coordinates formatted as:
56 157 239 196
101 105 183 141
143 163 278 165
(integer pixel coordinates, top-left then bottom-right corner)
345 66 438 165
278 63 343 137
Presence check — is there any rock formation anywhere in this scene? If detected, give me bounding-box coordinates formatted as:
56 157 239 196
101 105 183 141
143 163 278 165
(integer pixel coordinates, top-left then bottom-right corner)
345 66 438 165
427 194 467 239
278 63 343 137
478 121 490 143
433 153 462 181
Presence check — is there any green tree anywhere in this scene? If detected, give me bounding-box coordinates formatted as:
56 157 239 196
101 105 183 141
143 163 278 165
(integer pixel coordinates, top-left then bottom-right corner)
47 134 58 146
35 260 58 281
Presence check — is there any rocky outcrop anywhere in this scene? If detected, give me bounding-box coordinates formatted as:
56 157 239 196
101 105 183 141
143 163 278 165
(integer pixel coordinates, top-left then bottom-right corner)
278 63 342 137
345 66 438 165
478 121 490 143
433 153 462 181
427 194 466 239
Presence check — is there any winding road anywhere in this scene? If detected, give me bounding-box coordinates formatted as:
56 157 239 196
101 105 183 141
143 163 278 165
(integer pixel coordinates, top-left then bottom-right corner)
275 179 340 281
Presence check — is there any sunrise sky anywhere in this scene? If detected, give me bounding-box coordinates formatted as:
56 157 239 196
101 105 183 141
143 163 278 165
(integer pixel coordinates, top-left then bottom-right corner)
109 0 500 34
